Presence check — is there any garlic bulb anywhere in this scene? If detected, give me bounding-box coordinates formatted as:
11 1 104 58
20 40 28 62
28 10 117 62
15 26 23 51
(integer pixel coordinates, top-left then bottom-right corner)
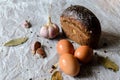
40 16 59 39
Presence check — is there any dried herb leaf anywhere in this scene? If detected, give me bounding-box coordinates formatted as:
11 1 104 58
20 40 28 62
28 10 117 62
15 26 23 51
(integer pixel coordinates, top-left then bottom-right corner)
98 56 119 72
4 37 28 46
51 71 62 80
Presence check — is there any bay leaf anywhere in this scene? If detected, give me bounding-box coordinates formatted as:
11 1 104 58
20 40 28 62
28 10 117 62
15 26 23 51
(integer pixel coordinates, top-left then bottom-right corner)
98 56 119 72
51 71 62 80
4 37 28 46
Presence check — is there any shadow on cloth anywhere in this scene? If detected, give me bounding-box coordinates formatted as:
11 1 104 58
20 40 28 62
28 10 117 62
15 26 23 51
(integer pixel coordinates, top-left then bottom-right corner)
98 31 120 49
74 55 101 78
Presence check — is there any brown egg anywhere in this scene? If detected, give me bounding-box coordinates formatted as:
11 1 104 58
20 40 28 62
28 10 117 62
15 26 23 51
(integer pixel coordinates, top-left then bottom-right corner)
56 39 74 55
59 54 80 76
74 45 93 64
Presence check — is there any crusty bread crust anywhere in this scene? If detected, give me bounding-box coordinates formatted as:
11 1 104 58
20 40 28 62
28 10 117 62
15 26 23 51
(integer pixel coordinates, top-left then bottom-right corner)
60 5 101 48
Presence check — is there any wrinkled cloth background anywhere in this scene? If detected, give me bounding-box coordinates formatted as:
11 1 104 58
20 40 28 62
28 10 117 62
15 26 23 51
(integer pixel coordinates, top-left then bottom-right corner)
0 0 120 80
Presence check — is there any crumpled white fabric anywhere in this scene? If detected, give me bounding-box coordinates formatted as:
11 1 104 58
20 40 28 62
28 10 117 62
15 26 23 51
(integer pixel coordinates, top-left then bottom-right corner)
0 0 120 80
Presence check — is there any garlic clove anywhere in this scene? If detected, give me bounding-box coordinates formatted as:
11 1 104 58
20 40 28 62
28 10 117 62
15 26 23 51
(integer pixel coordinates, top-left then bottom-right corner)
54 24 59 34
48 26 56 38
31 41 41 54
48 24 59 39
36 47 46 58
40 26 49 38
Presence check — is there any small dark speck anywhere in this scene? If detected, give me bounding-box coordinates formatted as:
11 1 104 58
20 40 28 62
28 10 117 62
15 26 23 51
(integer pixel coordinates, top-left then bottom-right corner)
71 42 74 43
97 72 100 73
103 43 107 47
1 49 3 52
36 57 40 59
30 31 33 33
5 54 8 57
50 47 52 48
26 69 29 71
47 41 49 43
104 50 107 53
29 78 32 80
51 65 56 69
94 52 97 55
37 35 40 37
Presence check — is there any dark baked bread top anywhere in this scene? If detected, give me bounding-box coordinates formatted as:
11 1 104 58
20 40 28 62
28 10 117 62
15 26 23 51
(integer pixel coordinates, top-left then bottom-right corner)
61 5 101 34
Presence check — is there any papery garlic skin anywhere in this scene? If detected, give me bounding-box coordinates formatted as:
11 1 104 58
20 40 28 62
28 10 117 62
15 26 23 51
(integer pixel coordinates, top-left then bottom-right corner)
31 41 41 54
40 25 49 38
22 20 31 28
40 17 59 39
48 24 59 38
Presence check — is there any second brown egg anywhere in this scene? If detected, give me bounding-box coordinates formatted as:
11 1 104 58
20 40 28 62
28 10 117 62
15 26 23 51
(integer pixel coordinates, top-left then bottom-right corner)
56 39 74 55
74 45 93 64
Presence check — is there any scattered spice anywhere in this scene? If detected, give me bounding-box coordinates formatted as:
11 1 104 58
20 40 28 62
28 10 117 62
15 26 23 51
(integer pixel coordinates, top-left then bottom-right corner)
104 50 107 53
50 69 54 73
4 37 28 46
94 52 97 55
50 46 52 48
98 55 119 72
30 31 33 33
51 65 56 69
1 49 3 52
103 42 108 47
47 41 49 43
23 20 32 28
50 63 58 73
29 78 32 80
37 35 40 37
26 69 29 71
51 71 62 80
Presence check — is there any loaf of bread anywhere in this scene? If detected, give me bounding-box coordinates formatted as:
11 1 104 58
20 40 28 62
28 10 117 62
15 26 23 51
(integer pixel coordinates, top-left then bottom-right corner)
60 5 101 49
